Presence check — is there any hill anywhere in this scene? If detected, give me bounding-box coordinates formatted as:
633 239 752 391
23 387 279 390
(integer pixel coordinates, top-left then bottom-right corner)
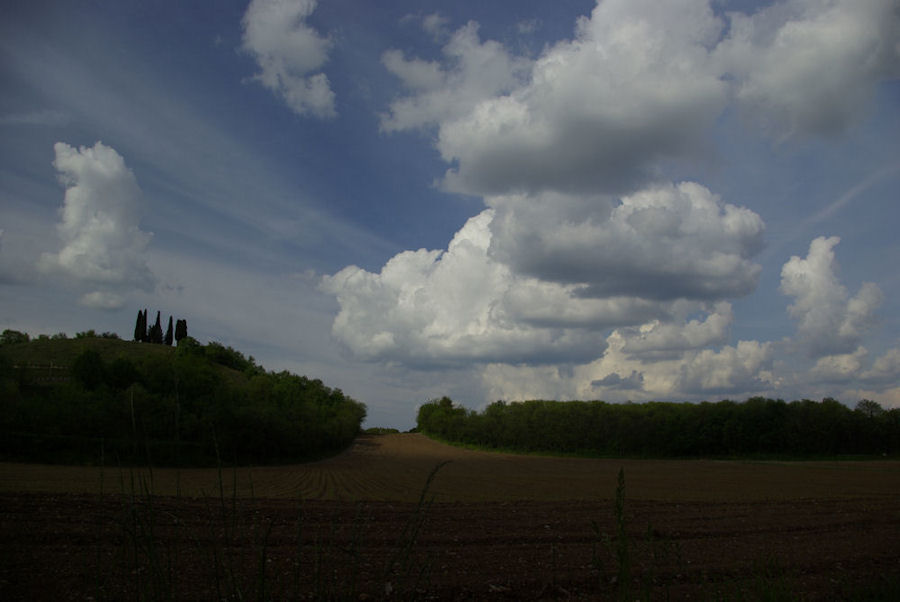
1 334 172 367
0 334 366 466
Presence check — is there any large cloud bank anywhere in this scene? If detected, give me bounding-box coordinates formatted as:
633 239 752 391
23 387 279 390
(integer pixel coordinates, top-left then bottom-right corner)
38 142 154 309
322 181 764 369
320 210 613 366
381 0 900 196
324 0 900 402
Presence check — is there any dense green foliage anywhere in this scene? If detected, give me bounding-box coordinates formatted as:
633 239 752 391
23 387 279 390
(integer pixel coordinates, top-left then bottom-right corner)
0 334 366 466
417 396 900 457
1 329 30 345
363 427 401 435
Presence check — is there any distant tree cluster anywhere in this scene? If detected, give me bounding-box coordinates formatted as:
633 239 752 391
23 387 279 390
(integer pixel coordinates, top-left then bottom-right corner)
1 329 118 344
0 337 366 465
76 330 119 340
0 330 30 345
417 397 900 457
364 427 401 435
134 309 186 346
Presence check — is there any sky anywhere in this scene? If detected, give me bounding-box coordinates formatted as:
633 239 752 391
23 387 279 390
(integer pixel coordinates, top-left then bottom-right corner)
2 0 899 429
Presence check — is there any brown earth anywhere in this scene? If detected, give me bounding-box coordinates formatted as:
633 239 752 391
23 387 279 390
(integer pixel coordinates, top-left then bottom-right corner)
2 433 899 600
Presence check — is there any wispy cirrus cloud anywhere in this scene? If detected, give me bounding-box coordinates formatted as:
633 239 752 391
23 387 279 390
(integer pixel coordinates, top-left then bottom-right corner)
0 109 69 127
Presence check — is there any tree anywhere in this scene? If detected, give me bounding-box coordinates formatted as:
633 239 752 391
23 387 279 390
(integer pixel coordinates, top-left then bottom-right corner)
855 399 884 418
134 309 149 342
0 329 30 345
176 335 201 354
165 315 174 346
108 357 139 390
133 310 144 341
72 350 105 390
149 311 163 344
143 309 148 342
175 319 187 343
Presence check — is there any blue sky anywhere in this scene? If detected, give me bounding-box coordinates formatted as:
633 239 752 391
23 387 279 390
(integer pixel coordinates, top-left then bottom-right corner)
2 0 899 428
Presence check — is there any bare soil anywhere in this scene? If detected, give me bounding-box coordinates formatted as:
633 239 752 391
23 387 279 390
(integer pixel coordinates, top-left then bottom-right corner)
2 434 899 600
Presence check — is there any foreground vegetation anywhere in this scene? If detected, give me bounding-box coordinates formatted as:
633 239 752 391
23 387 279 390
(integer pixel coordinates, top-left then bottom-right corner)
418 396 900 458
0 332 366 465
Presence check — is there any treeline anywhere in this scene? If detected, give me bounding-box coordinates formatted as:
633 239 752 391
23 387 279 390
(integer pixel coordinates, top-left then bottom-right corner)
417 397 900 457
134 309 186 346
1 328 119 343
0 335 366 466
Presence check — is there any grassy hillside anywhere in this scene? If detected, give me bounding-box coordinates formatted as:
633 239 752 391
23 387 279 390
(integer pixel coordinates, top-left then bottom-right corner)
1 335 175 373
0 335 249 389
0 334 366 466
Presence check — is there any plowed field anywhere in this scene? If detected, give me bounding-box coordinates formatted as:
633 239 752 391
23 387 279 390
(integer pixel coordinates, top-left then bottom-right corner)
2 434 899 599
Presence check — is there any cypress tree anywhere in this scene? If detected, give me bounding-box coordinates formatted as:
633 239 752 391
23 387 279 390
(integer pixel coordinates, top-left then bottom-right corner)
175 319 187 343
138 309 148 342
165 315 174 346
150 311 163 344
133 310 143 341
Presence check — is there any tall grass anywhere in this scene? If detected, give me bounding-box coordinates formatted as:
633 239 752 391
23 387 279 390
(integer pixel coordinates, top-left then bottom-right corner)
110 457 450 600
382 460 449 596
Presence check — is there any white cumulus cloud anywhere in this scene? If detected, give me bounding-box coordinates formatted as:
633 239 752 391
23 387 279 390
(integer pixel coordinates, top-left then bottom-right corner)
242 0 336 119
589 328 775 398
384 0 727 195
677 340 775 394
620 302 734 360
382 0 900 195
323 0 898 400
780 236 883 358
38 141 154 309
862 348 900 385
380 21 529 133
809 347 869 383
322 184 763 368
320 210 613 366
79 290 127 311
487 182 764 300
481 332 774 402
716 0 900 138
